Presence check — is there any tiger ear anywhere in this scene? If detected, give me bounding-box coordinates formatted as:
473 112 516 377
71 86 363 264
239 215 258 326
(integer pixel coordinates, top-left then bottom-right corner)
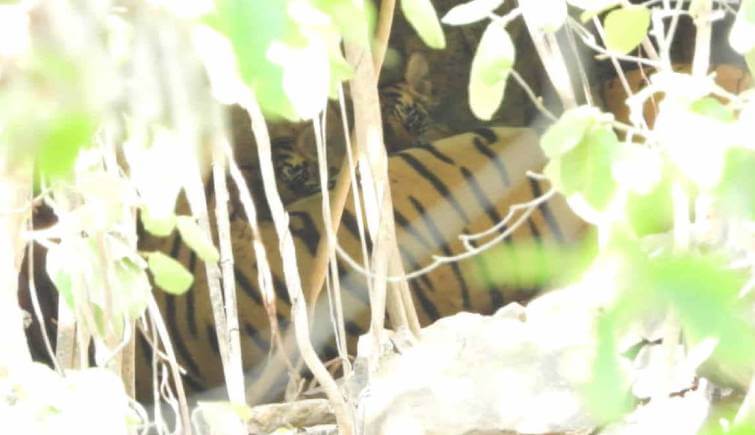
404 52 432 97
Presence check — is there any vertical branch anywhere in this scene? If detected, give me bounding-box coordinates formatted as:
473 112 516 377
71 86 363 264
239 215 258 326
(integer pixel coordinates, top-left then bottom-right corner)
212 135 246 403
519 0 577 109
691 0 712 76
240 94 354 435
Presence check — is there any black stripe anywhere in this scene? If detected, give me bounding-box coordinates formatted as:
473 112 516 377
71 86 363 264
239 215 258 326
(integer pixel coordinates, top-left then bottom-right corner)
163 294 202 376
471 255 505 313
473 127 498 144
396 153 470 224
415 142 455 165
207 324 220 355
394 209 435 253
186 252 198 337
243 322 271 353
289 211 320 256
272 272 291 306
460 166 502 231
408 196 471 310
169 233 182 258
345 321 363 337
528 178 564 243
342 208 373 254
235 265 263 305
472 135 510 186
458 165 508 307
397 246 441 321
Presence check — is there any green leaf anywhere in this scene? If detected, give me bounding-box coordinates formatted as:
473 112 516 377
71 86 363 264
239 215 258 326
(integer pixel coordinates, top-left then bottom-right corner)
603 5 650 55
626 172 673 236
568 0 620 21
559 126 620 210
176 216 220 263
113 259 151 319
746 48 755 77
689 96 735 123
36 111 96 180
147 252 194 295
312 0 373 43
474 237 597 289
141 208 177 237
583 313 633 423
730 0 755 53
648 254 755 371
401 0 446 49
520 0 567 33
715 147 755 220
46 242 76 311
209 0 300 120
540 106 603 159
441 0 503 26
468 22 515 120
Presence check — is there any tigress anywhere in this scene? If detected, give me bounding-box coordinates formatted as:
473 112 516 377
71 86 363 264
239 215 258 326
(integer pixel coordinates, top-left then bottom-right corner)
267 53 438 205
139 125 587 402
142 62 752 403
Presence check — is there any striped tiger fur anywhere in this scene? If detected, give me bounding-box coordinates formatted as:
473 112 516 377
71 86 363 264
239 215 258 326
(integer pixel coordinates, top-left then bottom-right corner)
138 126 587 401
270 53 436 204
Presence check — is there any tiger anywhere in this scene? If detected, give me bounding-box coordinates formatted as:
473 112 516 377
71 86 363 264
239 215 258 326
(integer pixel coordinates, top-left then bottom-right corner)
265 52 439 205
141 62 753 403
139 125 588 403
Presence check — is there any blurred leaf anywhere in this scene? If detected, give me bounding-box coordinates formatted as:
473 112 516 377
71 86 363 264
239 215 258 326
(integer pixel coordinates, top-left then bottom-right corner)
746 48 755 77
113 258 151 319
141 209 177 237
583 313 633 423
441 0 503 26
468 21 515 120
540 106 603 158
474 236 597 289
689 97 735 123
626 171 673 236
559 126 620 211
729 0 755 54
647 254 754 370
36 111 95 180
520 0 567 32
46 242 76 311
715 147 755 220
147 252 194 295
568 0 620 21
209 0 299 120
176 216 220 263
401 0 446 49
312 0 373 43
604 5 650 54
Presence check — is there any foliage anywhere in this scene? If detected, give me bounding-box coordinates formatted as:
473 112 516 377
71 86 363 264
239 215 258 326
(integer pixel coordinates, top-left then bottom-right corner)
449 0 755 429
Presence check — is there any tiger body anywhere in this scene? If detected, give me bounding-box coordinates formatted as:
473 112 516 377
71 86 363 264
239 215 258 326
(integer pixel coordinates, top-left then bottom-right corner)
140 126 587 400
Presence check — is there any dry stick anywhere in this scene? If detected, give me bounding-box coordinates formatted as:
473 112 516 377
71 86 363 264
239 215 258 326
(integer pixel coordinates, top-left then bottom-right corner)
519 0 576 110
343 35 409 370
156 25 244 404
373 0 397 74
212 138 246 404
240 95 354 435
313 117 350 368
146 296 192 435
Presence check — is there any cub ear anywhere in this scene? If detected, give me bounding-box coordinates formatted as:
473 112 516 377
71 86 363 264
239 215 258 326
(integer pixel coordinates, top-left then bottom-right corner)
404 52 433 101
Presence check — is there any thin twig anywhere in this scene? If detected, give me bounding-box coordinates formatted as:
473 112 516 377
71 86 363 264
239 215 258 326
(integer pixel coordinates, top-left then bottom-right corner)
240 94 354 435
334 186 558 283
211 121 246 403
